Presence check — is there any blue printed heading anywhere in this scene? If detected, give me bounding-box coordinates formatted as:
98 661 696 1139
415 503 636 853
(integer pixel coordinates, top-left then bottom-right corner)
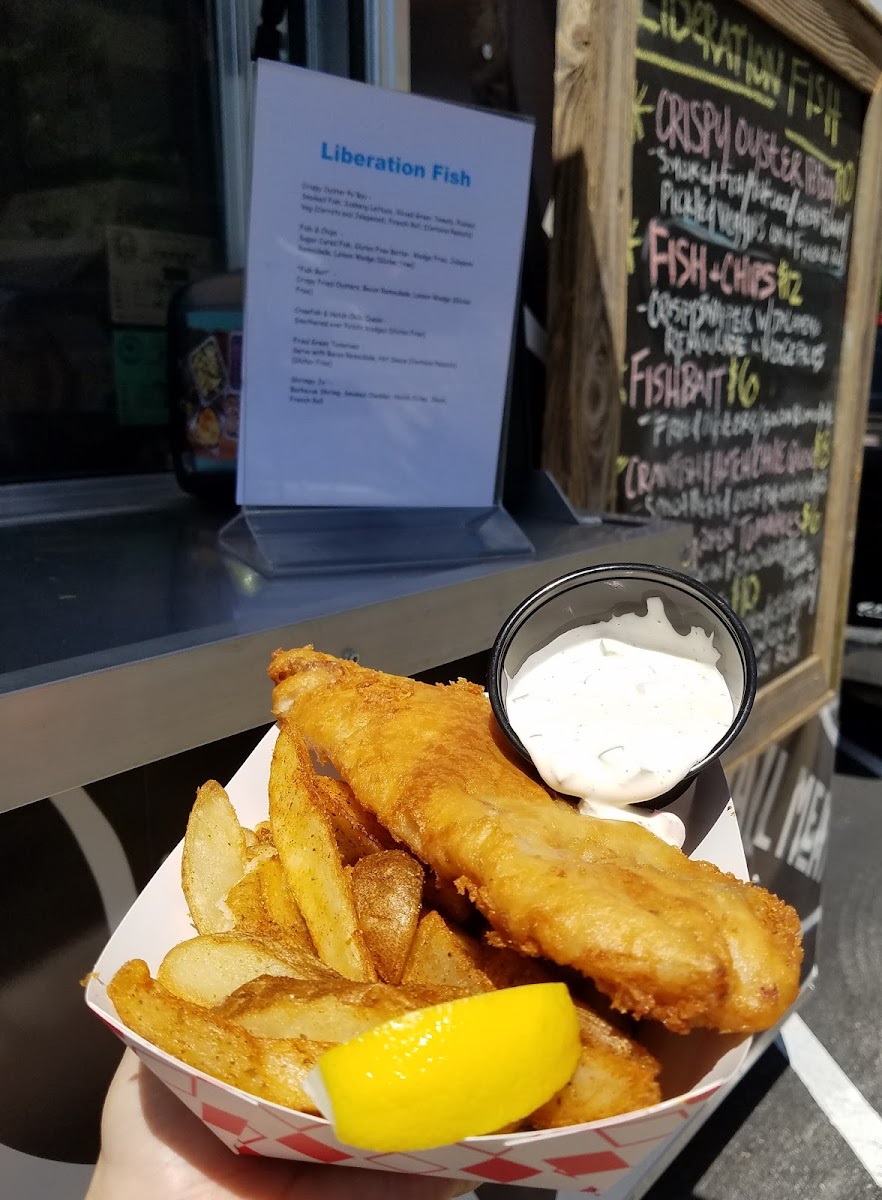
321 142 471 187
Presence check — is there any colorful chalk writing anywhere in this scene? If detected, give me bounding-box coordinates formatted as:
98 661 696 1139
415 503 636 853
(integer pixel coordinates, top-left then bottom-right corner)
619 0 864 683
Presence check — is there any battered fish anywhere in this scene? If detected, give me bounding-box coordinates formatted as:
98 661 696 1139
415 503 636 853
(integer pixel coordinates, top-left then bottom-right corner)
270 648 802 1034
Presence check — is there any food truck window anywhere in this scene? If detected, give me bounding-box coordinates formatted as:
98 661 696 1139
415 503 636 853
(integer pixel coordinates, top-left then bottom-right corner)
0 1 416 492
0 0 223 485
0 1 556 493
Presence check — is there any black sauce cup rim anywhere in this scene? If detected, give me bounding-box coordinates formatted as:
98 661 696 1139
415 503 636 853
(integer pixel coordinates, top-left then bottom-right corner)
487 563 758 807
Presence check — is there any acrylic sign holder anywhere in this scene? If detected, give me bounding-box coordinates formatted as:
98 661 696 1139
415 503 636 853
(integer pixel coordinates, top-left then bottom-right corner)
218 502 534 577
223 63 545 578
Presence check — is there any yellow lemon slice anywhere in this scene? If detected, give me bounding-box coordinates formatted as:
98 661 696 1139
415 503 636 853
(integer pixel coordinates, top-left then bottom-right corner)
305 982 580 1151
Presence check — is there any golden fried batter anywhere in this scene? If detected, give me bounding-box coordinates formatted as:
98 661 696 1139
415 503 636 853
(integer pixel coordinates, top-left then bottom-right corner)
270 648 802 1034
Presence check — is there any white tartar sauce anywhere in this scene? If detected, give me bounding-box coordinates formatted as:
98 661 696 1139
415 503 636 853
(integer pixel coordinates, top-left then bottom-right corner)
506 596 734 844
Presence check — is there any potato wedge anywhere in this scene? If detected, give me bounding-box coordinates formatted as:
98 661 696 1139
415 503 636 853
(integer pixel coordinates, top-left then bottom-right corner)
218 975 454 1042
314 776 395 864
108 959 326 1112
256 856 314 952
157 932 336 1006
401 910 553 994
350 850 423 984
245 842 278 869
224 859 316 961
269 725 375 981
225 869 272 934
254 820 274 845
181 781 246 934
402 910 491 993
530 1003 661 1127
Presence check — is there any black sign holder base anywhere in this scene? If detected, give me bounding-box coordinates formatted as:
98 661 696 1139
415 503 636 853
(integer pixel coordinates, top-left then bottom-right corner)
218 502 534 577
511 467 602 527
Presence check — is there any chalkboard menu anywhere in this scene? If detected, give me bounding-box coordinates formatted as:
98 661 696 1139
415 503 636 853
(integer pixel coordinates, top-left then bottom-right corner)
618 0 866 684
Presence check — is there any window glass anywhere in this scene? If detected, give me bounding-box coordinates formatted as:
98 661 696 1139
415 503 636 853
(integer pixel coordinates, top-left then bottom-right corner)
0 0 222 482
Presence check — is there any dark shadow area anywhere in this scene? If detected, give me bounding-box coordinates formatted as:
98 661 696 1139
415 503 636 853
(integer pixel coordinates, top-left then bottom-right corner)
0 800 122 1162
0 723 267 1164
835 681 882 778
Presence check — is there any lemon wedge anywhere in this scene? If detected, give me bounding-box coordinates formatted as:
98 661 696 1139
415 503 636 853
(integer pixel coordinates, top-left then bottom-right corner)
304 982 580 1151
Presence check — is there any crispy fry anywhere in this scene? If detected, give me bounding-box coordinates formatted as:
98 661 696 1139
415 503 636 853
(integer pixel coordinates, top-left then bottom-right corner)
256 856 314 952
402 911 489 994
246 843 278 869
181 781 245 934
269 724 375 981
254 820 274 844
402 910 553 995
224 870 270 934
315 776 395 864
350 850 423 984
222 858 316 960
157 932 336 1006
530 1004 661 1127
217 975 458 1042
108 960 325 1112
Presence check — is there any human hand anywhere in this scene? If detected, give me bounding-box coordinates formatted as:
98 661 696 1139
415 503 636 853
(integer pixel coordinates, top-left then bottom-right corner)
88 1050 473 1200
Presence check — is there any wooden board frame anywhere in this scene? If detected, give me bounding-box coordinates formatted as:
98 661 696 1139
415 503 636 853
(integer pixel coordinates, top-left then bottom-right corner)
546 0 882 766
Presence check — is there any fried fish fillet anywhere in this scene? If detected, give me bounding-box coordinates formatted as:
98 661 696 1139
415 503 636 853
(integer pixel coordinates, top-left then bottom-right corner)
269 648 802 1033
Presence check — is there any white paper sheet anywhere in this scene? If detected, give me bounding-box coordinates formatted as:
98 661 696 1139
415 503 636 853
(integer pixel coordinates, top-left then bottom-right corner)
237 62 534 508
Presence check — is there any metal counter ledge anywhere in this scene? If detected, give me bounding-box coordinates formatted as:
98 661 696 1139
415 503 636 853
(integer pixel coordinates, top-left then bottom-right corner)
0 478 688 812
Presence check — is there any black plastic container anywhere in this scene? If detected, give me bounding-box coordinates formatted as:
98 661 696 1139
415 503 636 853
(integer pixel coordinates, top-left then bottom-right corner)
488 563 758 808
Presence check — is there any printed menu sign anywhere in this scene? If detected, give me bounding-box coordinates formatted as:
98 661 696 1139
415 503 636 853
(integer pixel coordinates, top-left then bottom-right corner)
238 62 534 509
618 0 864 684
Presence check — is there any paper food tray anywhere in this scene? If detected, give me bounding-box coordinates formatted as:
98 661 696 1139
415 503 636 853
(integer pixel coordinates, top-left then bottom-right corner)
86 726 752 1194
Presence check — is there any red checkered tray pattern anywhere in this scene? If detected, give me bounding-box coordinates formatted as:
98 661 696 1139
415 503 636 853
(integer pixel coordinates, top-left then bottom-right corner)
114 1026 718 1192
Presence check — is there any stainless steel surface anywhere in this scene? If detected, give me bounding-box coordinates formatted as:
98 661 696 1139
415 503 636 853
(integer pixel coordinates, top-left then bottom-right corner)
214 0 257 270
0 474 185 527
0 503 687 810
842 645 882 686
306 0 353 76
845 623 882 646
365 0 411 90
